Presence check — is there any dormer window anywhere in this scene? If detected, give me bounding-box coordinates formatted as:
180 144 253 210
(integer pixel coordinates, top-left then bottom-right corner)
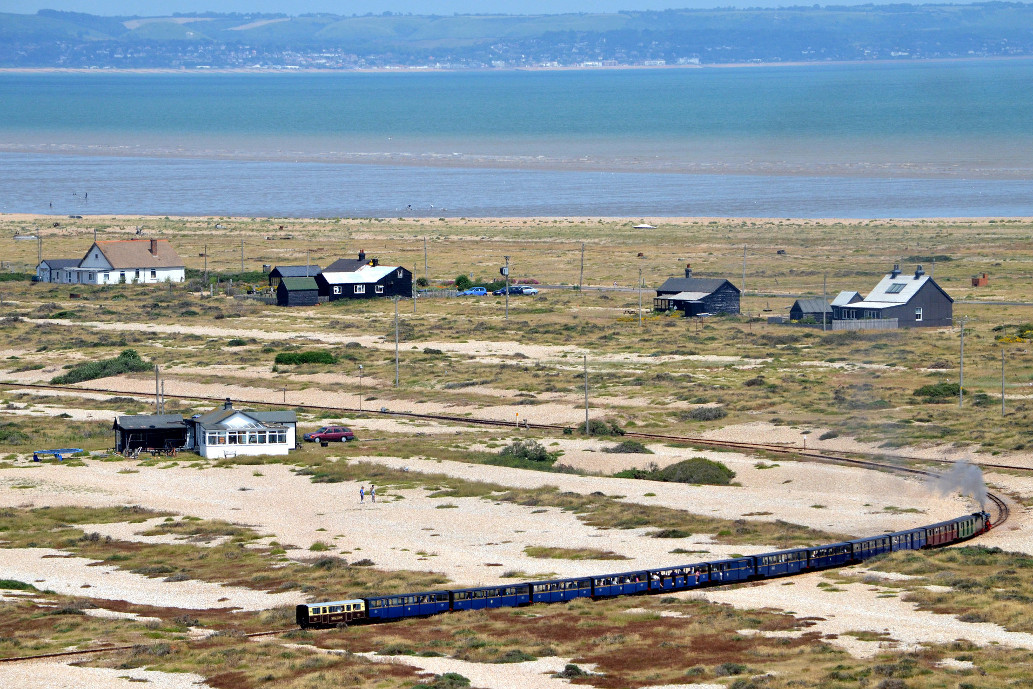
886 283 906 294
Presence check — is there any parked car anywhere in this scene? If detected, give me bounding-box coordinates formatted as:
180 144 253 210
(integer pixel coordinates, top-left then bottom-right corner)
304 426 355 442
520 286 539 295
492 286 526 296
459 287 488 296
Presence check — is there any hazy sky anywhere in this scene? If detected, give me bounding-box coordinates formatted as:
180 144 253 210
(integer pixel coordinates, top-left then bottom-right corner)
0 0 965 14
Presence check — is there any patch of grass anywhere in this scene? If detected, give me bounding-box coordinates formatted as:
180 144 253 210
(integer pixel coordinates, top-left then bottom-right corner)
602 439 653 454
523 546 629 561
274 350 337 365
51 349 151 384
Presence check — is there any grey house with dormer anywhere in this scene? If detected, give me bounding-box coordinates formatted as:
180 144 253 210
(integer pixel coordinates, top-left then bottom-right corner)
831 264 952 328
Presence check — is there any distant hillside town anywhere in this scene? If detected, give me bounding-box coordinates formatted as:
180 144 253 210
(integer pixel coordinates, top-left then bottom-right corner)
2 5 1032 70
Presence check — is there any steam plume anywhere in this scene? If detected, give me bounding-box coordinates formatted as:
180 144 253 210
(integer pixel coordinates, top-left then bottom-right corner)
928 461 987 509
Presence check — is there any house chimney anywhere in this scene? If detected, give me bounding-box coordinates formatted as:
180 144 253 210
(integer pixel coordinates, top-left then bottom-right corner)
149 238 158 255
372 258 379 267
685 263 692 278
358 249 366 261
890 263 901 278
223 397 232 410
914 265 925 279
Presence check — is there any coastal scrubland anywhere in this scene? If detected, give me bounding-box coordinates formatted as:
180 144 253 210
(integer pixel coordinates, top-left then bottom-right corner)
2 214 1033 688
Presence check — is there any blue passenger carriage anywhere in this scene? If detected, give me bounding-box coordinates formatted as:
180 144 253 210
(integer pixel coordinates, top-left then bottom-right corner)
366 590 450 620
451 584 530 611
808 542 854 569
754 548 809 577
707 557 754 583
529 577 593 604
889 527 926 551
851 534 892 561
592 570 649 598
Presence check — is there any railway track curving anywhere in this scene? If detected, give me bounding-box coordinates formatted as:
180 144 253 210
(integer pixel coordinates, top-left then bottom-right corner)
0 382 1014 664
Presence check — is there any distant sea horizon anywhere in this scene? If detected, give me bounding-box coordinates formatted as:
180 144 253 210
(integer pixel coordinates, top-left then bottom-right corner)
2 61 1032 218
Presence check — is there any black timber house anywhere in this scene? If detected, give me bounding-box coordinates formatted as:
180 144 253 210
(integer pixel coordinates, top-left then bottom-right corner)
654 264 741 316
316 252 413 301
789 298 832 323
268 264 322 288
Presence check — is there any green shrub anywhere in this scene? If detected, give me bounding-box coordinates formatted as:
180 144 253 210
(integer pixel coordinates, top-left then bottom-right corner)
51 349 150 384
614 457 735 486
602 440 652 454
0 579 37 591
455 274 473 290
913 382 960 401
274 350 337 365
687 406 727 421
226 338 248 347
577 419 624 436
416 672 471 688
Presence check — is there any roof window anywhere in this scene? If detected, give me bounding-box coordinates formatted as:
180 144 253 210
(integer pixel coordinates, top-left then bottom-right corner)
886 283 906 294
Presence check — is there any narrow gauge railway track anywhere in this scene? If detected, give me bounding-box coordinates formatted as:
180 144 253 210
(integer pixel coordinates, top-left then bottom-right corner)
0 629 294 665
0 381 1018 525
0 384 1013 663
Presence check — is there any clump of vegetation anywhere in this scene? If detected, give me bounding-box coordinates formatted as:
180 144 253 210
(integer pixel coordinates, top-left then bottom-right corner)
51 349 150 384
614 457 736 486
602 440 653 454
578 419 625 436
274 350 337 365
686 406 728 421
416 673 471 689
488 439 558 469
0 424 30 445
913 382 961 401
226 338 248 347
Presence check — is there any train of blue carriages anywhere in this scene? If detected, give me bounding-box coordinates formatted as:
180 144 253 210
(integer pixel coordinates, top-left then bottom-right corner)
296 510 990 628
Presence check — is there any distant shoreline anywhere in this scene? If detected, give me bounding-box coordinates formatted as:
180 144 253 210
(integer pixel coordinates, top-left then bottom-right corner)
2 54 1032 75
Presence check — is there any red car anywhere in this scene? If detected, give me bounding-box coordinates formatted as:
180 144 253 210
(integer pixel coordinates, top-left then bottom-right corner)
304 426 355 442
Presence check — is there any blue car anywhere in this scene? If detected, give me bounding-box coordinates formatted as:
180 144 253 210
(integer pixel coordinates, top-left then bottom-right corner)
459 287 488 296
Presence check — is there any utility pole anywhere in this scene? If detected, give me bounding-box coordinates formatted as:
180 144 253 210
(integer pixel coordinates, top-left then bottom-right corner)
503 255 510 320
579 243 585 298
203 243 208 284
822 272 828 332
584 354 590 436
638 267 643 327
959 318 965 407
37 234 42 267
154 365 161 414
358 365 363 412
413 264 417 313
424 236 428 282
742 245 747 295
1002 349 1006 416
305 250 310 277
240 238 245 274
394 297 400 387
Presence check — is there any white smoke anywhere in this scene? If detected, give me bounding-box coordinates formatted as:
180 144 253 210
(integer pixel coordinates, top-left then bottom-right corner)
928 461 987 509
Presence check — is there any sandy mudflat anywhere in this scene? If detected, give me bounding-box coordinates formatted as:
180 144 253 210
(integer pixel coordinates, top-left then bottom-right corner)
0 662 211 689
688 571 1033 658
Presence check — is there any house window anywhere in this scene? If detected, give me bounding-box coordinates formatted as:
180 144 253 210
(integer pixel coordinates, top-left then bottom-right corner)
333 286 342 295
150 270 157 279
354 285 365 294
915 307 923 322
375 285 384 294
135 269 140 279
397 269 403 278
89 272 95 281
119 272 126 283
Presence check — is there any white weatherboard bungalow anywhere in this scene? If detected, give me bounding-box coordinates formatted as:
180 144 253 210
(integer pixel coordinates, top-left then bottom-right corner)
36 238 185 285
192 400 297 460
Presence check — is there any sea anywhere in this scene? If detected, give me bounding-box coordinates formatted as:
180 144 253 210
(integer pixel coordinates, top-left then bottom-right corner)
2 60 1033 218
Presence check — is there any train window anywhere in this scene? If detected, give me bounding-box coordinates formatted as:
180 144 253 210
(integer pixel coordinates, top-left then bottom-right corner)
389 598 402 606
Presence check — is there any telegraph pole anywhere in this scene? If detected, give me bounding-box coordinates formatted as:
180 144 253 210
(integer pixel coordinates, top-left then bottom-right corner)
358 365 364 412
424 236 428 282
742 245 747 295
1002 349 1006 416
584 354 590 436
638 267 643 327
503 255 510 320
240 237 245 273
959 318 966 407
579 243 585 298
822 272 828 332
394 297 400 387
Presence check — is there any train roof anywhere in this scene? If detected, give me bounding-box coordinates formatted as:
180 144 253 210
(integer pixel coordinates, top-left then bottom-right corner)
451 583 529 593
302 598 363 608
365 589 450 600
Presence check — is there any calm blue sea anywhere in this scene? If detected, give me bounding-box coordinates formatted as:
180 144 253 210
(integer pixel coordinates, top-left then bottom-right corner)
2 62 1032 218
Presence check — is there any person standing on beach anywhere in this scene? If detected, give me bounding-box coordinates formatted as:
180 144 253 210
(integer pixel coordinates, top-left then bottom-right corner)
370 484 376 503
359 485 365 503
